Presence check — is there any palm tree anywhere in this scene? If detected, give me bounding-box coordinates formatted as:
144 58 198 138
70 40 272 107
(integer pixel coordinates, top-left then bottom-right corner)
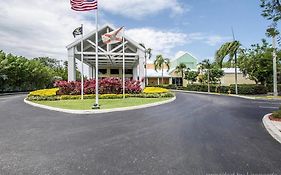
198 59 212 93
215 40 241 94
266 24 279 96
175 63 187 86
139 43 152 86
154 55 170 85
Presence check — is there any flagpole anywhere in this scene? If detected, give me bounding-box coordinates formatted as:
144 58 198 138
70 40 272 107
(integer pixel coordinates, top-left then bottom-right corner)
123 34 125 99
81 24 84 100
93 7 100 109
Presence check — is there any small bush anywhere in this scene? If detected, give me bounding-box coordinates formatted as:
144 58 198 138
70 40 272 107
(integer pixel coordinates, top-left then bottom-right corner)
271 109 281 119
229 84 268 95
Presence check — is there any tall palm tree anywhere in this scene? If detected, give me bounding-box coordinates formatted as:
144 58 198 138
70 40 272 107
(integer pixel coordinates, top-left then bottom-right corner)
266 25 279 96
175 63 187 86
154 55 170 85
139 43 152 86
198 59 212 93
215 40 241 94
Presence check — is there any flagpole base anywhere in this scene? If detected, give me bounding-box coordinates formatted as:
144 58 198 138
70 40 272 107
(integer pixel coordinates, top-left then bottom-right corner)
92 104 100 109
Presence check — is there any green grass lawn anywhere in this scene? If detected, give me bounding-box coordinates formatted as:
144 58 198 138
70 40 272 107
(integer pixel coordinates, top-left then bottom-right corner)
34 98 172 110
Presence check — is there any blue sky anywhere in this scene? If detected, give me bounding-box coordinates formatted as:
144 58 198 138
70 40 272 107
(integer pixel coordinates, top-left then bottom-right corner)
0 0 273 63
100 0 270 61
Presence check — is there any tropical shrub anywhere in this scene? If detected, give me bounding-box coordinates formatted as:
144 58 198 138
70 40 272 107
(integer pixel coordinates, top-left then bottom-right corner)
184 84 229 93
229 84 268 95
272 107 281 119
54 78 142 95
143 87 169 94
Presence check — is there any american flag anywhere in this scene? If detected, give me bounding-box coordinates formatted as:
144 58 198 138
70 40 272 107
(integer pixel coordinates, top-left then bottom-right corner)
70 0 97 11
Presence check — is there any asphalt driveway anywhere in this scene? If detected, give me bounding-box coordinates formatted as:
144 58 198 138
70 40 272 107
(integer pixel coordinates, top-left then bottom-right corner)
0 93 280 175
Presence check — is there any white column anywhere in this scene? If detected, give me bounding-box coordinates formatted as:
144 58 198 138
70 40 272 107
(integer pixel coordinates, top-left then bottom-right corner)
157 78 160 85
89 65 94 79
68 47 76 81
137 49 145 88
133 66 138 80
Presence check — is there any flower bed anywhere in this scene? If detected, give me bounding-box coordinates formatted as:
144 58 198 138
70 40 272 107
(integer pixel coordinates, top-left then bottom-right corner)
27 83 174 101
143 87 169 94
28 88 59 97
54 78 142 95
27 92 174 101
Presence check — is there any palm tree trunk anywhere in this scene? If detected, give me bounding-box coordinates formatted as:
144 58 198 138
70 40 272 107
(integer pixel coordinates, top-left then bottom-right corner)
161 68 164 85
234 54 238 95
181 71 184 86
207 69 210 93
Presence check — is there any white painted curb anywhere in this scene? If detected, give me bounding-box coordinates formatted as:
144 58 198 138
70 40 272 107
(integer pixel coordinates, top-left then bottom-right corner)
24 96 176 115
262 113 281 144
172 89 273 100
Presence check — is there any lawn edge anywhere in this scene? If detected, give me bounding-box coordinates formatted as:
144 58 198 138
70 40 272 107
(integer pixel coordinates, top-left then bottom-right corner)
262 113 281 144
24 96 176 114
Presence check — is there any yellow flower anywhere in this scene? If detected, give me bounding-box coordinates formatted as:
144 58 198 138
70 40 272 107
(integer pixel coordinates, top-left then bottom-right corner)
29 88 59 97
143 87 169 94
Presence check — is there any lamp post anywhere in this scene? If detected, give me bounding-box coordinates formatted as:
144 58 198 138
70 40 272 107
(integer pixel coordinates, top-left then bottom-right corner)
273 35 278 97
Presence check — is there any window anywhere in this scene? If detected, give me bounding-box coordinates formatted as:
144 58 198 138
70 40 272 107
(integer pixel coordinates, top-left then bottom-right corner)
125 69 133 74
99 69 107 74
110 69 119 74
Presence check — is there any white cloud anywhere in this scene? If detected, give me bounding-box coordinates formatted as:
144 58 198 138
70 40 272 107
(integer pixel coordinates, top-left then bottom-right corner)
0 0 98 60
126 28 189 58
174 51 187 59
187 33 231 46
204 35 232 46
100 0 186 19
0 0 229 64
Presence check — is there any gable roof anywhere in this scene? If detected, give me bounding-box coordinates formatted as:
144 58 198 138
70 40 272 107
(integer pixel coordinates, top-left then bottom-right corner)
66 25 145 52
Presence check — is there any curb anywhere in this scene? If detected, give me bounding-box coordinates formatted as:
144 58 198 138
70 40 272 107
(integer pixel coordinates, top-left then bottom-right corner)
262 113 281 144
172 90 281 101
24 96 176 115
0 92 28 97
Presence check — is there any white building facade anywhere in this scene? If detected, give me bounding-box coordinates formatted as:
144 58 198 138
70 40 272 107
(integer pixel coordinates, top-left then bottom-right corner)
66 25 146 87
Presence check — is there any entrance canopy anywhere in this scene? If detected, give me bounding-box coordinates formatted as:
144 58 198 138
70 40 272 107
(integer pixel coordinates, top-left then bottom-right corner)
67 25 144 68
66 25 145 86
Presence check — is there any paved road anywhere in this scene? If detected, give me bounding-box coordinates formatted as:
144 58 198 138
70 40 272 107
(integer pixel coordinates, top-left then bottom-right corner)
0 93 280 175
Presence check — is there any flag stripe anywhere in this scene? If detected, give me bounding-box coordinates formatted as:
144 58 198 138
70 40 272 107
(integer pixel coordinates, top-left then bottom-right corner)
70 0 97 11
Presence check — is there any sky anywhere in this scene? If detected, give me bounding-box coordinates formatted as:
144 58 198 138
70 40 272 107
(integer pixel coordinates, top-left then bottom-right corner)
0 0 273 64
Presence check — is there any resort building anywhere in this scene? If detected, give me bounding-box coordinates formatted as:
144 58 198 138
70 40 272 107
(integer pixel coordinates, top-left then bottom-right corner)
66 25 146 87
146 52 198 86
220 68 255 85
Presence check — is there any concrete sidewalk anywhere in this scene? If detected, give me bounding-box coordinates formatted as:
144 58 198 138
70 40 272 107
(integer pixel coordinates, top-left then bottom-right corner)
263 114 281 144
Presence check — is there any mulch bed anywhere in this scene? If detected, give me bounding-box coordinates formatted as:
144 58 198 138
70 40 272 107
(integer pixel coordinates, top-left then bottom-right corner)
269 115 281 122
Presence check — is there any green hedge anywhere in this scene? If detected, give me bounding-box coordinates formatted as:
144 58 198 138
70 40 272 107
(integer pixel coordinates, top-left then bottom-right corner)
265 84 281 93
229 84 268 95
184 84 229 93
179 84 268 95
27 92 175 101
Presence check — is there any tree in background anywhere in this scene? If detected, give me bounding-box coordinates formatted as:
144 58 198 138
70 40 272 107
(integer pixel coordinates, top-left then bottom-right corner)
154 55 170 84
198 59 212 92
238 39 281 85
175 63 187 86
198 60 224 92
260 0 281 22
185 69 199 84
0 50 83 92
139 43 152 86
215 40 241 94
